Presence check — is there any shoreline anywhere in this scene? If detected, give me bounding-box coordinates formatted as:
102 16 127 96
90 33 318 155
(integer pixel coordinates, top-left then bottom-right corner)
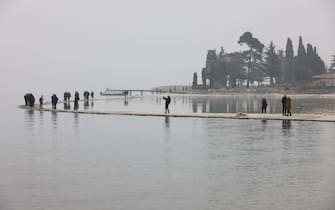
18 104 335 123
145 92 335 99
152 85 335 97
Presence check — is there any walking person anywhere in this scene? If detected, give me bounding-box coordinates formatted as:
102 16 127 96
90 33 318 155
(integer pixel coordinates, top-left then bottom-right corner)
286 96 292 116
261 98 267 114
163 96 171 114
281 95 287 116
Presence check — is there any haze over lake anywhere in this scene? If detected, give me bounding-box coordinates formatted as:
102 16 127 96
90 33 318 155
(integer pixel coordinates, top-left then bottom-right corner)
1 0 335 209
0 0 334 91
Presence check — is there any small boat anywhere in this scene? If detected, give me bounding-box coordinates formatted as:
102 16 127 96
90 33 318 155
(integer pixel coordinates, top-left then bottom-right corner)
100 88 126 96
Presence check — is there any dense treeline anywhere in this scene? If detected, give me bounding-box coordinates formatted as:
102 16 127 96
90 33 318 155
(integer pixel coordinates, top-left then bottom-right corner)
192 32 327 89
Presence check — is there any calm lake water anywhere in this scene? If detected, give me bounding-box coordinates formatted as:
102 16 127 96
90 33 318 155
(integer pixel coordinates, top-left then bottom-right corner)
1 93 335 210
47 94 335 114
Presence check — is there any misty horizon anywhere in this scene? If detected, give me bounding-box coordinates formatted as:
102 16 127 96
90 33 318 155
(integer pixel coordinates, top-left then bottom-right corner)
0 0 334 92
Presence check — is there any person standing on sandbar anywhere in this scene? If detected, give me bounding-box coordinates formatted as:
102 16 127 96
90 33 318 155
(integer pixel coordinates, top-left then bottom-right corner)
163 96 171 114
286 96 292 116
281 95 287 116
261 98 267 114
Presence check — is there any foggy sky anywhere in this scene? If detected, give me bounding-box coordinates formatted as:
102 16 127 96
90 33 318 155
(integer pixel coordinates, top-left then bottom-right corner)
0 0 334 93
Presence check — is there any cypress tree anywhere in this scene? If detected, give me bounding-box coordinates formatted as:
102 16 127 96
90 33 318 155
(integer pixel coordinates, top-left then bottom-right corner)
313 47 326 74
293 36 311 83
285 38 294 84
192 72 198 88
285 38 294 59
306 44 326 75
306 43 315 74
264 41 280 85
296 36 306 65
201 68 207 87
278 50 286 84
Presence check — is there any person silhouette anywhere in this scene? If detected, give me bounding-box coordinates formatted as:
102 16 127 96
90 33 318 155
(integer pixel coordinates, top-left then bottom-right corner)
261 98 267 114
39 95 44 106
74 91 80 110
281 95 287 116
163 96 171 114
286 96 292 116
51 94 59 109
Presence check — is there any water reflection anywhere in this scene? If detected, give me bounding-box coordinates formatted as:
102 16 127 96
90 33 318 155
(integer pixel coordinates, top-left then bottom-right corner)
188 95 335 114
282 120 292 137
63 102 71 110
192 101 197 113
39 111 44 134
24 110 35 134
74 112 79 129
155 96 162 105
282 120 292 129
16 104 335 210
163 116 171 154
261 120 267 131
202 101 207 113
83 101 89 110
49 95 335 115
74 102 79 110
164 116 170 128
51 111 57 129
73 113 80 141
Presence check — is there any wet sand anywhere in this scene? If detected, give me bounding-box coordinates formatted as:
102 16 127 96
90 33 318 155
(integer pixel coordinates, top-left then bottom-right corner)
19 104 335 122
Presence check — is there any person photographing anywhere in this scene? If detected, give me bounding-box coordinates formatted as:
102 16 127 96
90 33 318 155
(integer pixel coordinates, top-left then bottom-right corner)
163 96 171 114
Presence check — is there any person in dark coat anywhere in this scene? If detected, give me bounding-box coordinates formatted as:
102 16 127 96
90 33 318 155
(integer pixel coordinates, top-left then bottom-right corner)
24 94 28 106
74 91 80 110
24 93 35 107
30 94 35 107
64 92 67 101
261 98 267 114
51 94 59 109
39 95 44 106
163 96 171 114
83 91 90 101
286 96 292 116
281 95 287 116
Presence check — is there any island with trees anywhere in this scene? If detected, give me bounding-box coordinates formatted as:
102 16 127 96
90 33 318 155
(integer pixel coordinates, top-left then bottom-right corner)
192 31 333 93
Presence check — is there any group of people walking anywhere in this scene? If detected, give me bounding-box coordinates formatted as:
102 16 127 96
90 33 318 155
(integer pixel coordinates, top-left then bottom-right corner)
24 91 94 110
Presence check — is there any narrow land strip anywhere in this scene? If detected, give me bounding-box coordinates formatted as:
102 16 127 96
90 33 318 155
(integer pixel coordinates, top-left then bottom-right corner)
18 105 335 122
